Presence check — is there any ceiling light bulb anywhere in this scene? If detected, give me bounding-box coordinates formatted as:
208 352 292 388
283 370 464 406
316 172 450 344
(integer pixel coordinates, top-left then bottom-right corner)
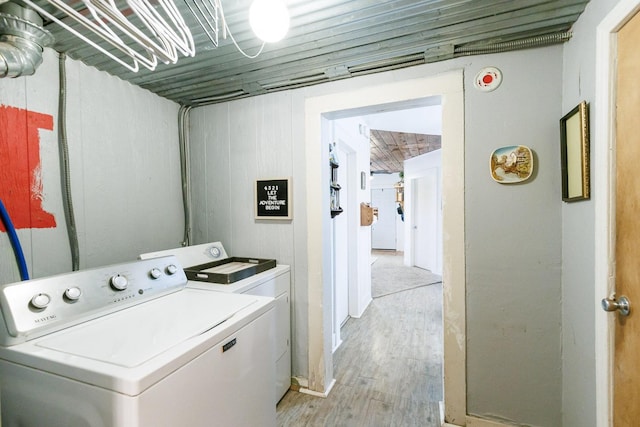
249 0 290 43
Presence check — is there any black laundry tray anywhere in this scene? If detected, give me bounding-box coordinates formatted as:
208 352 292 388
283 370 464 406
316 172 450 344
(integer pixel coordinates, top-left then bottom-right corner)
184 257 277 284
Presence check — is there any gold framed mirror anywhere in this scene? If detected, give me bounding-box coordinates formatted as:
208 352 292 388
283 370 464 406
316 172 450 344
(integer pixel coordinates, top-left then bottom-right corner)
560 101 590 202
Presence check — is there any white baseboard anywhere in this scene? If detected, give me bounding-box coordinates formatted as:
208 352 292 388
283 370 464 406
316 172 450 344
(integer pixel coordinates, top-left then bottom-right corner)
299 378 336 398
442 414 516 427
466 415 518 426
332 337 343 353
350 297 373 318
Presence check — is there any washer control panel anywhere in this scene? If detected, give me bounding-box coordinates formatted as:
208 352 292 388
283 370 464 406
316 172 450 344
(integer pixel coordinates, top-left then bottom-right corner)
0 256 186 346
138 241 229 267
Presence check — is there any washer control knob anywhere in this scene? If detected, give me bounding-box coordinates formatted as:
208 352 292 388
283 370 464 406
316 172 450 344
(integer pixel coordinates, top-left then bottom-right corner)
166 264 178 275
149 268 162 279
110 274 128 291
208 246 221 258
64 287 82 301
30 293 51 309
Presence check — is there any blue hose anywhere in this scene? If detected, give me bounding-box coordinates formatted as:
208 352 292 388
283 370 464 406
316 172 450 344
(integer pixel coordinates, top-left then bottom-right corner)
0 199 30 281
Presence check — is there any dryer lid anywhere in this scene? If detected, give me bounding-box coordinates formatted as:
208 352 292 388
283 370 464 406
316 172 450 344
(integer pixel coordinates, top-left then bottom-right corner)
35 288 254 368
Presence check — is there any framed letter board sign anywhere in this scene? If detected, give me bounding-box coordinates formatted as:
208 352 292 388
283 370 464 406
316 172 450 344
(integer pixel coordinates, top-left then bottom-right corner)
255 178 292 220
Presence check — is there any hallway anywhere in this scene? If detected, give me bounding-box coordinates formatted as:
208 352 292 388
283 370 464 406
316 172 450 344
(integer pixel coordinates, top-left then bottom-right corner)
276 251 443 426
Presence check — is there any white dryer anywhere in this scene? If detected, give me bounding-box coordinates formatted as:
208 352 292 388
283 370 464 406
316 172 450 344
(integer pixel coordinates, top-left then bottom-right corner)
0 256 276 427
140 242 291 402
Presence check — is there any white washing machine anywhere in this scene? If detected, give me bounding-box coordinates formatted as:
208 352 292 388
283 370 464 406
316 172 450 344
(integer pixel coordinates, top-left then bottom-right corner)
139 242 291 403
0 256 276 427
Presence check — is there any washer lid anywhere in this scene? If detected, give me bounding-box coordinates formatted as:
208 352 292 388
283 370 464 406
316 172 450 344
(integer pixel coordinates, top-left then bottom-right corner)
35 289 254 368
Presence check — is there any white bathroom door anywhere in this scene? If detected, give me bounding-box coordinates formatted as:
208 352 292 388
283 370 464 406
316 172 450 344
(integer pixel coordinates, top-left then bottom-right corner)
413 172 438 271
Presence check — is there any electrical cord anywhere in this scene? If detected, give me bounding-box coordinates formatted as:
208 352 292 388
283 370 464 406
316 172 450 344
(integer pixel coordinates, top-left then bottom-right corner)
217 0 265 58
178 104 192 247
58 52 80 270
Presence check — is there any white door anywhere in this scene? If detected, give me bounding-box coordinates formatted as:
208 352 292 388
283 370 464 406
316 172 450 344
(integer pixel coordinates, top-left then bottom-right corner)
413 172 438 271
371 188 397 250
333 147 350 331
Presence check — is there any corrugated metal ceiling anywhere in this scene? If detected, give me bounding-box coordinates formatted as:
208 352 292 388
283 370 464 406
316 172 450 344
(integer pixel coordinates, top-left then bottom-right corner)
37 0 590 106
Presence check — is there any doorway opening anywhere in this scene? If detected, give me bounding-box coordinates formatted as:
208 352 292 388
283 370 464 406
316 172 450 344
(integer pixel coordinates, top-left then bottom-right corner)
329 99 442 350
329 100 444 414
303 70 465 423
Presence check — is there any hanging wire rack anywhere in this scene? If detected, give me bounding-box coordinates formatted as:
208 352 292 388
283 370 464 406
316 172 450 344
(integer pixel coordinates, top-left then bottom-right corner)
21 0 195 72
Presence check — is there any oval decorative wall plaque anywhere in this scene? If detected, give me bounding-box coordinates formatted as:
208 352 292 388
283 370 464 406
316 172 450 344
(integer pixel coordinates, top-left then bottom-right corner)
490 145 534 184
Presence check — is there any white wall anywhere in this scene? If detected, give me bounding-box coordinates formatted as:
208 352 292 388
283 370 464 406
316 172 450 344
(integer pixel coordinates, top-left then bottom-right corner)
0 12 609 423
189 101 372 382
188 93 301 369
350 125 374 319
190 45 564 425
0 49 183 284
463 46 563 426
561 0 619 425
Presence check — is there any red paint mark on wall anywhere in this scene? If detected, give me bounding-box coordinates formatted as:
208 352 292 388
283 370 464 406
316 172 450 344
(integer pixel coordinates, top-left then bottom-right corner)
0 105 56 232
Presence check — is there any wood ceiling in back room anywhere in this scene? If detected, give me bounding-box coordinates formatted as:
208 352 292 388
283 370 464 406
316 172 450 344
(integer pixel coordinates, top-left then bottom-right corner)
35 0 591 106
370 130 441 174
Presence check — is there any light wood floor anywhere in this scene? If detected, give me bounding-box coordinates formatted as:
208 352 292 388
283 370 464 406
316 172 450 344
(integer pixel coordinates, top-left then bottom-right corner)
276 251 443 426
